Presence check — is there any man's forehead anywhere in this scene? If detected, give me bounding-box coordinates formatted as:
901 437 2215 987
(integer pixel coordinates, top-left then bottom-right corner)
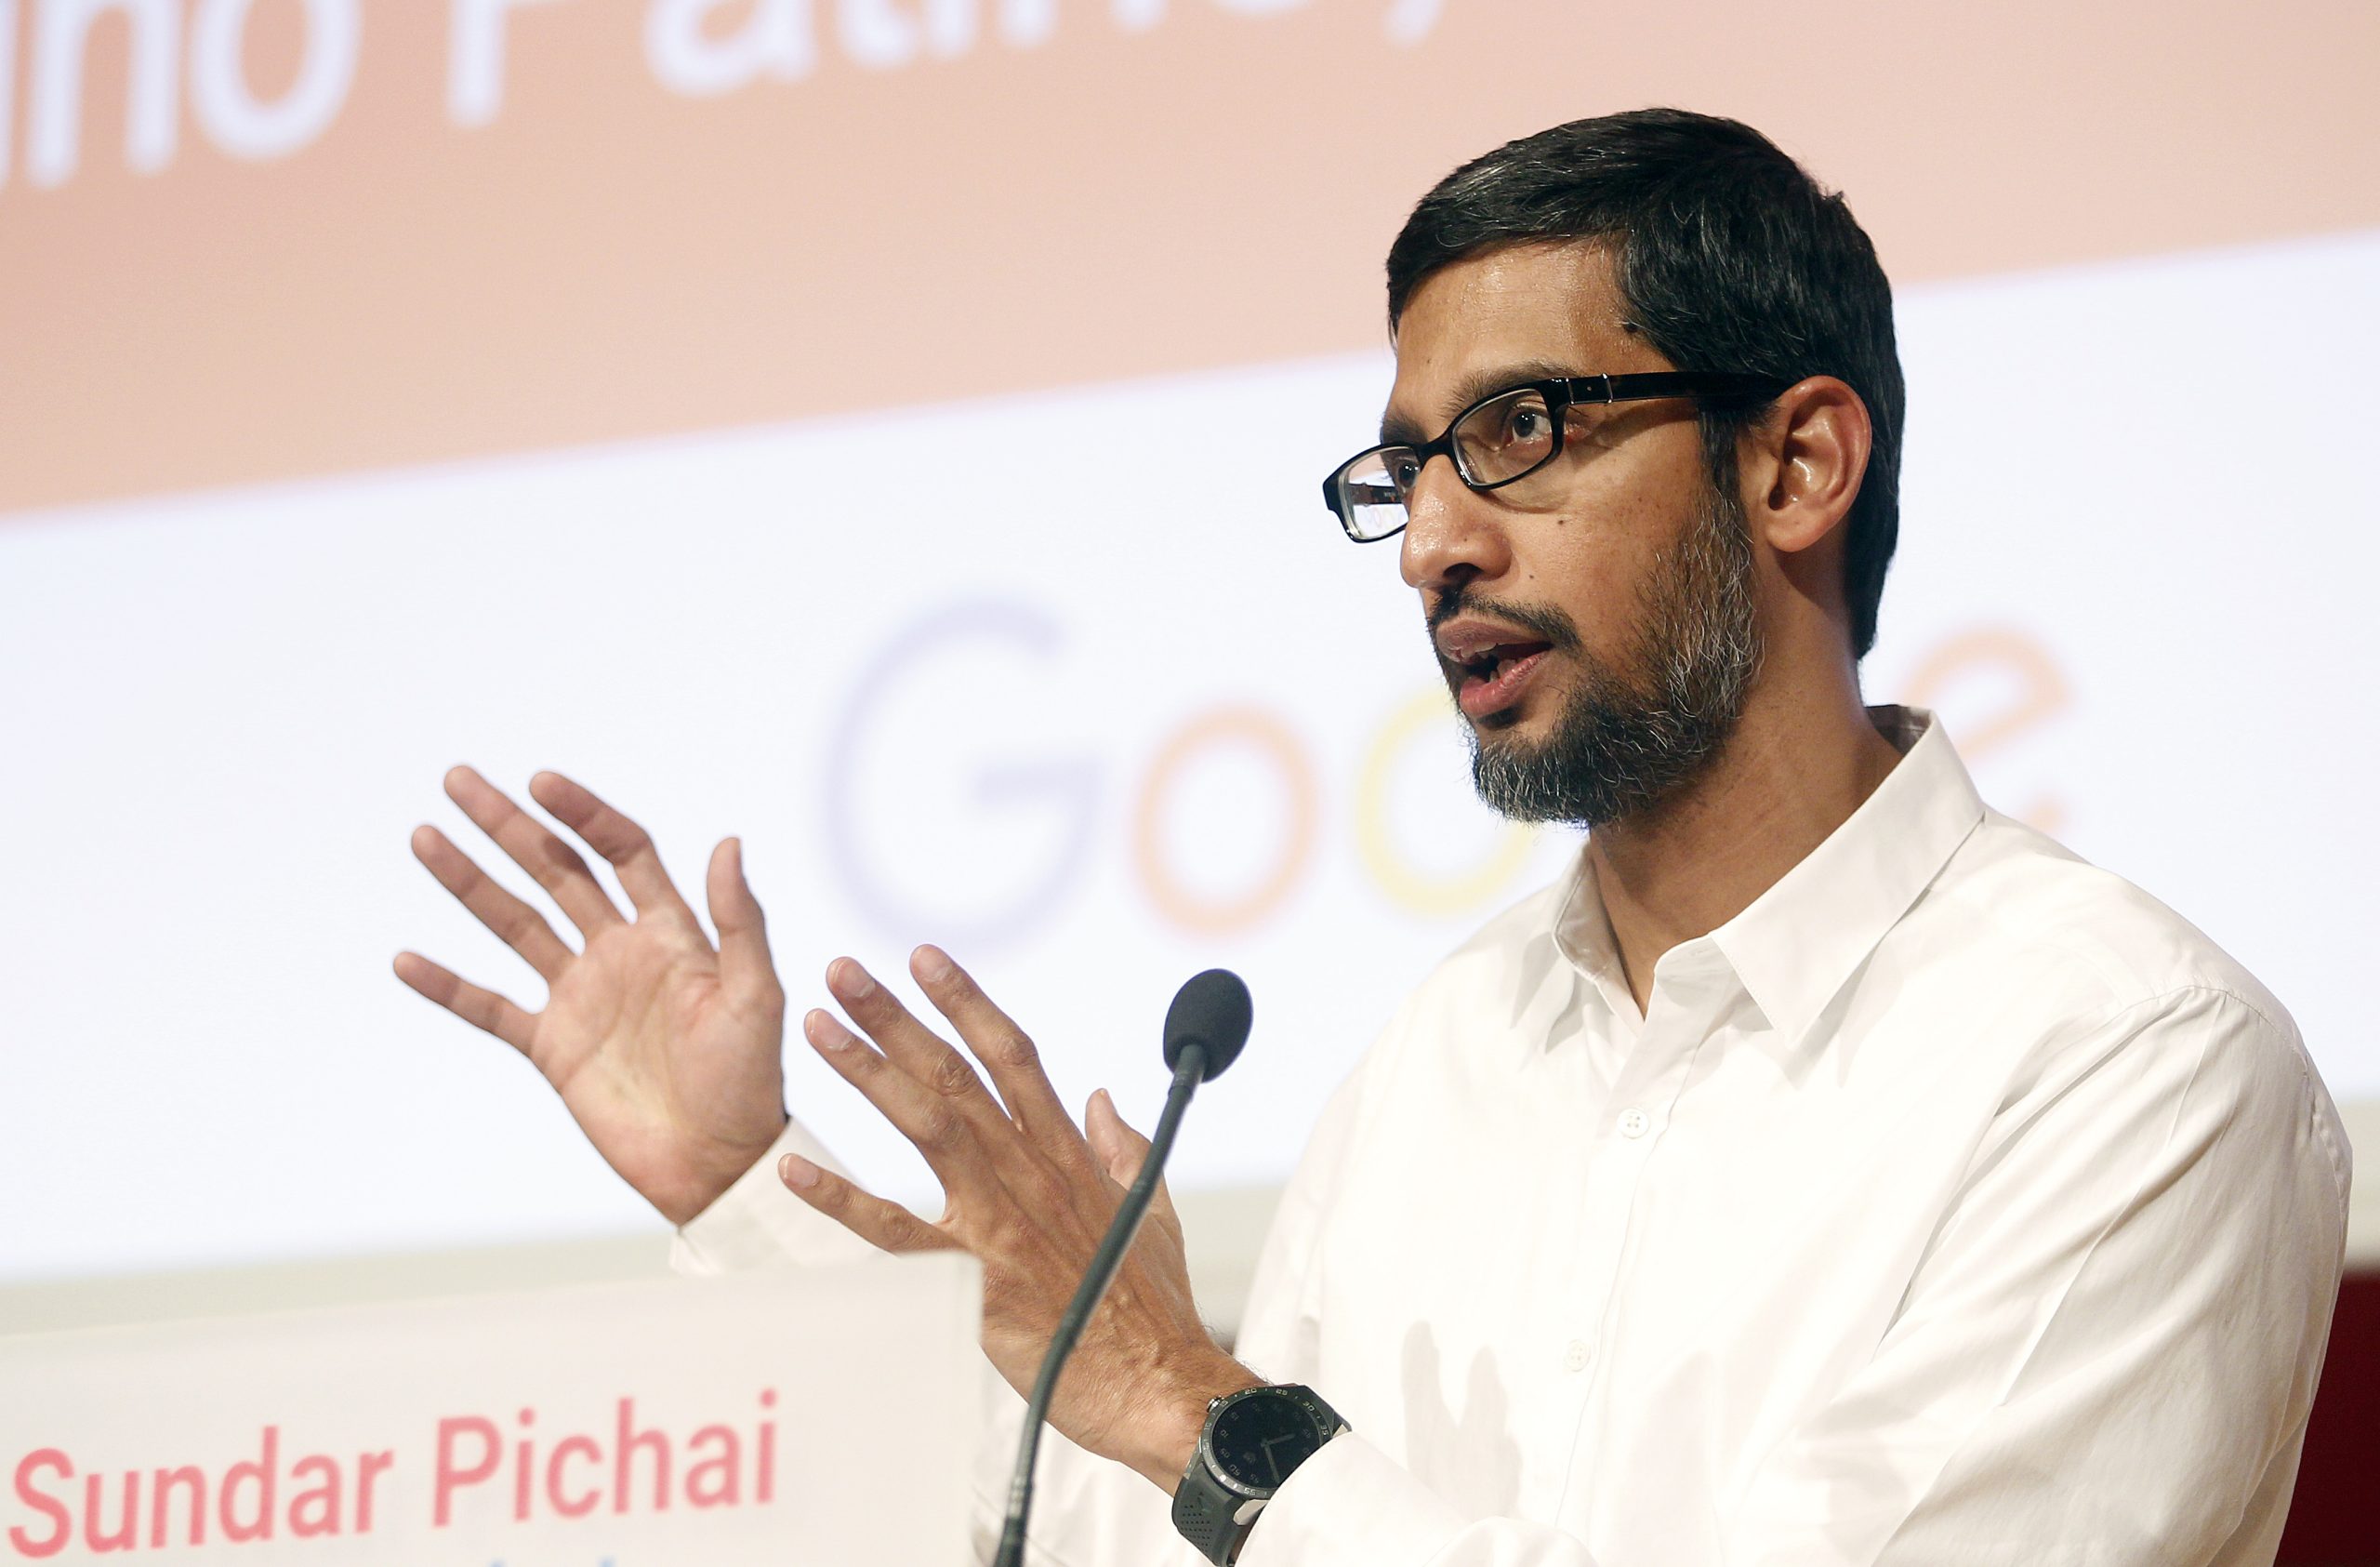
1381 243 1647 442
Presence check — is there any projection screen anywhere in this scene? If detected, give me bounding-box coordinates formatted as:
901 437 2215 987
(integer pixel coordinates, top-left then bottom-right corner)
3 0 2375 1286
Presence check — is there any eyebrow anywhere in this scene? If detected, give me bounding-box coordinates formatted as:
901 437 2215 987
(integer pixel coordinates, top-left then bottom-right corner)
1378 359 1585 446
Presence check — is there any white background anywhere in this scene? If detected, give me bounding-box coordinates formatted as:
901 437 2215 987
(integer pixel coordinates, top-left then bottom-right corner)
3 228 2374 1283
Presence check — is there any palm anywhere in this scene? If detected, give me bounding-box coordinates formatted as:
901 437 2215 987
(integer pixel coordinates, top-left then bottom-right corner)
535 919 784 1220
396 768 790 1225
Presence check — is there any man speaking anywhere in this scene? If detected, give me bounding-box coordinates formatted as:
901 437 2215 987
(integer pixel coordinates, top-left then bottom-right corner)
396 110 2347 1564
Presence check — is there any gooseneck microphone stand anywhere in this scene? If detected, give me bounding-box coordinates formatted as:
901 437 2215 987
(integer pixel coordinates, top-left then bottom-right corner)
990 969 1252 1567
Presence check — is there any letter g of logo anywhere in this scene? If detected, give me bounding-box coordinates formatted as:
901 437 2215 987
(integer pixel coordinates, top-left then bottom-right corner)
823 601 1097 948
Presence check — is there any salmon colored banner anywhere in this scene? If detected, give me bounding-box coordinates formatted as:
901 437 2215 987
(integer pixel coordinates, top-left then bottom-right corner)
3 0 2376 514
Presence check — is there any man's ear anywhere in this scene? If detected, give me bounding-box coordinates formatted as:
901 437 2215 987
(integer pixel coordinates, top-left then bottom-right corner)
1745 376 1871 557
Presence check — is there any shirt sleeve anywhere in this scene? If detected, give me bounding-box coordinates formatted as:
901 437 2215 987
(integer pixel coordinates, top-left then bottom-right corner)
1241 986 2349 1567
668 1116 878 1275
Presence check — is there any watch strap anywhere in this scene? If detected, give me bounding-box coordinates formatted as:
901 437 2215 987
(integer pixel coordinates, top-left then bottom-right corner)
1170 1385 1345 1566
1170 1469 1246 1564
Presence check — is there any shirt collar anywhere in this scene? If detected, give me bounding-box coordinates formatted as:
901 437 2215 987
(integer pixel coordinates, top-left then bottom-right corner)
1551 857 1634 1029
1551 706 1986 1041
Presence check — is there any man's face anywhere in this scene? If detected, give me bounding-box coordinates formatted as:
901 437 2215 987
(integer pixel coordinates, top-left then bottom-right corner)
1385 241 1761 828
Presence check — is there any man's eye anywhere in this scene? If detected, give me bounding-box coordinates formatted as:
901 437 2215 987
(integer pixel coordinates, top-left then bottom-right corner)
1391 457 1422 490
1506 408 1547 442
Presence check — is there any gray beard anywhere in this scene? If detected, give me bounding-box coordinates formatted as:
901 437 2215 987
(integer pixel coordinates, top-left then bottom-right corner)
1467 495 1762 829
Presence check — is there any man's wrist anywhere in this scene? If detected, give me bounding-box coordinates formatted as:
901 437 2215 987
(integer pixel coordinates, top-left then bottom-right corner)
666 1112 794 1228
1126 1349 1265 1494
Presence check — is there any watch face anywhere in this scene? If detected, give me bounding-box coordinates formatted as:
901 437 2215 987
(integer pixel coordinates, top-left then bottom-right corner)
1210 1392 1329 1492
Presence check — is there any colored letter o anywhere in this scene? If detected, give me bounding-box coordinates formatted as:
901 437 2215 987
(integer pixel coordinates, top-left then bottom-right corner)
1355 688 1535 917
1132 706 1316 934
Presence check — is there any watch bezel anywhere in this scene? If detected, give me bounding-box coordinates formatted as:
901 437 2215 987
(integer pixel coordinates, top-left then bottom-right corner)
1195 1385 1340 1501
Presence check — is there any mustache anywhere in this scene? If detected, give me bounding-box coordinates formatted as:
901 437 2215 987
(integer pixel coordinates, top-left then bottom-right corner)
1425 581 1582 657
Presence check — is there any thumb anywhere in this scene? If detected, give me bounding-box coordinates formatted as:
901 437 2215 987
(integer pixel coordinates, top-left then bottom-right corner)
1087 1088 1182 1240
707 838 784 1018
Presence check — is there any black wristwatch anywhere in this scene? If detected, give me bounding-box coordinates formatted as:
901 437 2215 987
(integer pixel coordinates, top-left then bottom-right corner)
1170 1384 1347 1564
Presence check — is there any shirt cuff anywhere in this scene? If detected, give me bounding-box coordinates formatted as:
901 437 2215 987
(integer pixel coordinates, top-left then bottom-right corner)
668 1117 879 1276
1237 1432 1468 1567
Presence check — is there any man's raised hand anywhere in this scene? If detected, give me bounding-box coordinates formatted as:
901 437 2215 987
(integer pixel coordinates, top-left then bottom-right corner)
774 947 1259 1490
393 768 789 1226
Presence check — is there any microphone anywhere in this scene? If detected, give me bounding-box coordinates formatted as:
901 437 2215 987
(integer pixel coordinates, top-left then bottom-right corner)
1163 966 1252 1082
991 969 1253 1567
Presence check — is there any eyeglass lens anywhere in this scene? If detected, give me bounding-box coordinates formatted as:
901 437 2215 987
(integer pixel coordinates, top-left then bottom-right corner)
1453 387 1560 485
1336 449 1415 541
1334 387 1567 539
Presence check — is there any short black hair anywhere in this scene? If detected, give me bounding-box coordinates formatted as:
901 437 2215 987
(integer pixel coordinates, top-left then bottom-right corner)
1387 109 1904 658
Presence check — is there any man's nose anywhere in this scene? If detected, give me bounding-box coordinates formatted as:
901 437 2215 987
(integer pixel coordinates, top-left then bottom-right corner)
1399 455 1510 591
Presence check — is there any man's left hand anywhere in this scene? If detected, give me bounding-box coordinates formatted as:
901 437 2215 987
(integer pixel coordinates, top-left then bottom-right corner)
775 945 1262 1491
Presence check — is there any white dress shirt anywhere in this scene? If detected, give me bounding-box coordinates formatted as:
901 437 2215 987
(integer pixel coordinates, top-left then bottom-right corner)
674 708 2348 1566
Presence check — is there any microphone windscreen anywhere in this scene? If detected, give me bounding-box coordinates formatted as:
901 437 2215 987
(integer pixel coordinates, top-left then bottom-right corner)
1162 969 1252 1082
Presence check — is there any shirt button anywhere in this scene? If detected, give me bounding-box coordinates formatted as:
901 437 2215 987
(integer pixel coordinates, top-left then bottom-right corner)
1564 1338 1593 1373
1618 1108 1651 1138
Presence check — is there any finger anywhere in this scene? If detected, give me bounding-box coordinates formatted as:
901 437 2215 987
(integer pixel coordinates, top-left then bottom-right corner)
906 946 1082 1160
802 1006 1012 1199
392 951 538 1055
443 764 624 938
527 772 696 923
707 838 784 1018
410 824 575 982
826 958 1012 1133
1087 1087 1183 1240
776 1153 952 1255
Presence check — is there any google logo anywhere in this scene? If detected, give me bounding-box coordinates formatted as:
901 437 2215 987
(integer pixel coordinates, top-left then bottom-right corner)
821 600 1539 947
822 602 2069 948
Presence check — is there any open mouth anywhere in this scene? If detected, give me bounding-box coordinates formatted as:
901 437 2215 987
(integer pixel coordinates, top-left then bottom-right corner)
1453 640 1553 720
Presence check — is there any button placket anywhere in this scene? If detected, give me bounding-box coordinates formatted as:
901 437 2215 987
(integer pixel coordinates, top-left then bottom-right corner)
1554 989 1712 1485
1562 1072 1670 1423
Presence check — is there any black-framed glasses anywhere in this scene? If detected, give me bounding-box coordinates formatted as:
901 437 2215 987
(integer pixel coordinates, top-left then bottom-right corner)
1321 372 1792 542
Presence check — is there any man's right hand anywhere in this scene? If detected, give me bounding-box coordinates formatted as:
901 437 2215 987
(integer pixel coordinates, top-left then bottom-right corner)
393 767 789 1226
